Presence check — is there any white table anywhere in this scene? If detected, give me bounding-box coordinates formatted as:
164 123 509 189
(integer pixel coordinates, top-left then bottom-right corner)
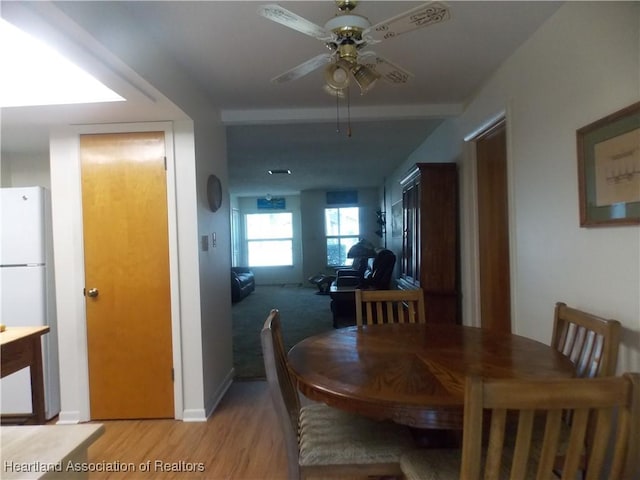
1 424 105 479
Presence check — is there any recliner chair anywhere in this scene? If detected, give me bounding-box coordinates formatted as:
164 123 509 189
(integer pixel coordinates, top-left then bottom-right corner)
309 239 376 292
330 249 397 327
361 249 395 289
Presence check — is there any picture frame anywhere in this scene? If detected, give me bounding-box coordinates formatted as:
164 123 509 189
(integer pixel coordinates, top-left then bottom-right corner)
577 101 640 227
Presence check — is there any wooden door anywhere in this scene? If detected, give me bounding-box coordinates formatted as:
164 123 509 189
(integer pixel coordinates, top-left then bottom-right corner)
476 121 511 332
81 131 174 419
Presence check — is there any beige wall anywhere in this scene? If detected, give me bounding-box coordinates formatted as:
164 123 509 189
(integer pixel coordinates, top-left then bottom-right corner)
387 1 640 372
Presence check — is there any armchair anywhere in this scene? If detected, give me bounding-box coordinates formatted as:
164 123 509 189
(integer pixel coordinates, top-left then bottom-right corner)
308 240 376 294
330 249 396 327
333 240 376 287
360 248 395 289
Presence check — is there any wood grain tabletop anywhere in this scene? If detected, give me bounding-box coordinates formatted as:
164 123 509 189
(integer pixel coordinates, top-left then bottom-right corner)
288 323 576 429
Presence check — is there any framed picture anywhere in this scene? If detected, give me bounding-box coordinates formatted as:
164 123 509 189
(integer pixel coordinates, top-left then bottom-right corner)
577 101 640 227
391 200 403 237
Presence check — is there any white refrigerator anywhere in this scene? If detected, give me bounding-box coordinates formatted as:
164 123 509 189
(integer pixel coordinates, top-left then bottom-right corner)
1 186 60 420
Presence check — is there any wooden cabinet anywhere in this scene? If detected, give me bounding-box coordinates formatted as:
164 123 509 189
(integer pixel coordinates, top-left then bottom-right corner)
398 163 460 324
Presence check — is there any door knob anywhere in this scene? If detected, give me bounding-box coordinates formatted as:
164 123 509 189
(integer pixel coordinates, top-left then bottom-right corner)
87 288 99 298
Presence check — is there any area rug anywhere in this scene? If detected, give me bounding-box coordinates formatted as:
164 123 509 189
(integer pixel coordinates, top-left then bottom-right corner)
232 284 334 379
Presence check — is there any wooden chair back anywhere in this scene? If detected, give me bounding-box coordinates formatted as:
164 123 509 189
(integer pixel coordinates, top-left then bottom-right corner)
355 288 426 326
552 302 621 378
260 309 301 478
460 373 640 480
261 309 413 480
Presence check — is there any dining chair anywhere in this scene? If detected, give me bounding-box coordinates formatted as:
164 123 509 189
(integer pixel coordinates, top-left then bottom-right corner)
355 288 425 326
550 302 622 477
260 309 414 480
400 372 640 480
552 302 622 378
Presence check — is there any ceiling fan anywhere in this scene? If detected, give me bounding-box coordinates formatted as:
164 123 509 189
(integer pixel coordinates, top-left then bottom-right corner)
257 0 450 96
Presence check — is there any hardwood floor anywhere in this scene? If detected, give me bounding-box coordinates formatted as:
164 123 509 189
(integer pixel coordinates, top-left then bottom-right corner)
86 381 288 479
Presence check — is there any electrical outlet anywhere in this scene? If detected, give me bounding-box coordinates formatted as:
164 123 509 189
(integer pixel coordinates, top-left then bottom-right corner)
211 232 217 248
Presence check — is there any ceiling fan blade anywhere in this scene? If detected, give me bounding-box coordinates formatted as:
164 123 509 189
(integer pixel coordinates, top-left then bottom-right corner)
361 54 414 85
257 4 332 41
364 1 450 43
271 53 332 84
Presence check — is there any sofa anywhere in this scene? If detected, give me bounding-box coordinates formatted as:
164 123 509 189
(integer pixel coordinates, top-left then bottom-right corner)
231 267 255 303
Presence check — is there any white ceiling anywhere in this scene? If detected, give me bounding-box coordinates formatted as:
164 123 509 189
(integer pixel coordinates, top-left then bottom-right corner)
1 1 562 196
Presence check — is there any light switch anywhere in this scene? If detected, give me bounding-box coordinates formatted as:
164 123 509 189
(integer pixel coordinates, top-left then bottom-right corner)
201 235 209 251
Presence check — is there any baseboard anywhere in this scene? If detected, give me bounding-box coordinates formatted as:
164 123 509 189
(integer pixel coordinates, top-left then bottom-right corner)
200 368 234 420
182 408 207 422
56 410 82 424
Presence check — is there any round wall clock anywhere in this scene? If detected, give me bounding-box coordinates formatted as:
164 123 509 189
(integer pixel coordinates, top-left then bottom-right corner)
206 174 222 212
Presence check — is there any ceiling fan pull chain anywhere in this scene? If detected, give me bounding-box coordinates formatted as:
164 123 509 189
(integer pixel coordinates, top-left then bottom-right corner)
347 85 352 138
336 89 341 134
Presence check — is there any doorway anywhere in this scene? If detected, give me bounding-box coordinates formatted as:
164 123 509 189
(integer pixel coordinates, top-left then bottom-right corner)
474 120 512 332
80 131 174 419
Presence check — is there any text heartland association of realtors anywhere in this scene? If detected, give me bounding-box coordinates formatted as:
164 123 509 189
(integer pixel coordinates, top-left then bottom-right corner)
3 460 206 474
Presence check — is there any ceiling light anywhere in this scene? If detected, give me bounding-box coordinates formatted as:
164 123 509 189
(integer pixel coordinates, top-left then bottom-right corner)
268 169 291 175
324 60 351 91
351 64 380 95
0 19 124 108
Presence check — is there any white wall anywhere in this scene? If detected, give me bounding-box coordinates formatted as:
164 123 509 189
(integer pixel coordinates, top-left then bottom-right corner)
0 151 50 188
193 118 234 417
389 2 640 372
30 2 234 421
502 1 639 373
62 3 235 419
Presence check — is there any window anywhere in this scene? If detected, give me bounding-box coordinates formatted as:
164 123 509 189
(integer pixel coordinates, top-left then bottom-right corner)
246 212 293 266
325 207 360 267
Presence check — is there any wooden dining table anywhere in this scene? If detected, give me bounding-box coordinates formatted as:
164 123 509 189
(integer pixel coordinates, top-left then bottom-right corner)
1 326 50 425
287 323 576 430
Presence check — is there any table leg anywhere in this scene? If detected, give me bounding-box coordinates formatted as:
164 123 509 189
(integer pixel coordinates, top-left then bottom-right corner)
28 336 47 424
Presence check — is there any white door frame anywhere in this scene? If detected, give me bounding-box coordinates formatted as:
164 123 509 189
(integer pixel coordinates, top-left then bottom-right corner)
461 108 518 329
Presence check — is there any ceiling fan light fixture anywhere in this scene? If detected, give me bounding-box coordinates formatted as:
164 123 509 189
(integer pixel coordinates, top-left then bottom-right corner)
324 14 370 37
336 0 358 13
351 63 380 94
323 84 346 98
260 1 451 98
324 60 351 90
332 66 349 84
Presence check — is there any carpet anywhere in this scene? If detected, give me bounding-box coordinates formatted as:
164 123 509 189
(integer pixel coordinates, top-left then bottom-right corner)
232 284 335 379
